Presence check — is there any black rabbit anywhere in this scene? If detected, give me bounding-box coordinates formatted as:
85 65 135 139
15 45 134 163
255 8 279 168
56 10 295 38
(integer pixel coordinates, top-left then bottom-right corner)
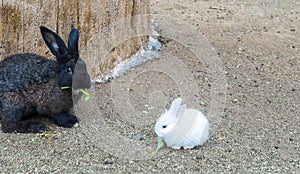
0 26 91 133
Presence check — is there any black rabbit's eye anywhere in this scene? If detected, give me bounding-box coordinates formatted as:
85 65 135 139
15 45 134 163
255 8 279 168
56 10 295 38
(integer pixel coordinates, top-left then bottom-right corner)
162 125 167 128
66 67 72 74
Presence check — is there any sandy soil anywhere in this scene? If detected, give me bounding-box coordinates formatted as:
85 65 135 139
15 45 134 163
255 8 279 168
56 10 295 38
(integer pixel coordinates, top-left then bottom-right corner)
0 0 299 173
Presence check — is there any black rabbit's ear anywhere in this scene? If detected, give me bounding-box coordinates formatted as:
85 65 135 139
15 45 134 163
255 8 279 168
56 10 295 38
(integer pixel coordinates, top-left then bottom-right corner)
68 25 79 59
40 26 69 63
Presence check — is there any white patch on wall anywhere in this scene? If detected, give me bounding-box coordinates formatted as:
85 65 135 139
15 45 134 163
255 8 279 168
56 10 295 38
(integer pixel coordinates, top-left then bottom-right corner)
112 43 160 77
95 19 162 83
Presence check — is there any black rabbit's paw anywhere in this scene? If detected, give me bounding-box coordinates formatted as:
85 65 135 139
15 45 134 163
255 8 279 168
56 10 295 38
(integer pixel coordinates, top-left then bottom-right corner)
51 113 79 128
63 114 79 128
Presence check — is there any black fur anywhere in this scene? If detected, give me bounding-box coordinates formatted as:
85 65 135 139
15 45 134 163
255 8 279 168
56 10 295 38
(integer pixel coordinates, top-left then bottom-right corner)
0 26 91 133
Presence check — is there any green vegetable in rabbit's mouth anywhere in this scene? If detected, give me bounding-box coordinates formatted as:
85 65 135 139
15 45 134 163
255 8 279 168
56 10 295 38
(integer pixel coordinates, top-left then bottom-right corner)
151 136 164 157
61 86 90 102
79 88 91 102
61 86 71 90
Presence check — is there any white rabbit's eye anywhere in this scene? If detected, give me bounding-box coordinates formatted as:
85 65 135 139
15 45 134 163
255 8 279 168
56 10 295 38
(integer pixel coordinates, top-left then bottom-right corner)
162 125 167 128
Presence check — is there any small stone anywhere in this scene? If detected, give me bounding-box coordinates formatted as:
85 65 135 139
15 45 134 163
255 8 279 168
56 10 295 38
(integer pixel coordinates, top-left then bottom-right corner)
200 101 207 106
232 99 238 103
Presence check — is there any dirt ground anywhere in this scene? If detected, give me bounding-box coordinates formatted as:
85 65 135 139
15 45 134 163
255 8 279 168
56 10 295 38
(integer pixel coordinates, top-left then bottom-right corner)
0 0 299 173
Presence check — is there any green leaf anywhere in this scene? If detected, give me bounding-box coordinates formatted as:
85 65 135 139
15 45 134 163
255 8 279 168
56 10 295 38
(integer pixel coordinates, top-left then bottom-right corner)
61 87 90 101
61 86 71 90
79 88 90 96
151 137 164 157
41 132 51 137
32 137 39 142
84 95 91 102
79 89 91 102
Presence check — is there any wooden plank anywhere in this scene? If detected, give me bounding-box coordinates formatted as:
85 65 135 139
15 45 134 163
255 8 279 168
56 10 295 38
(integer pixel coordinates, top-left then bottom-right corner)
0 1 23 57
0 0 150 79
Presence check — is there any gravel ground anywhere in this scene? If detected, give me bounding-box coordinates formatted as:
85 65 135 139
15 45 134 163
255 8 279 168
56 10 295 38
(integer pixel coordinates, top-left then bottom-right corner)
1 0 299 173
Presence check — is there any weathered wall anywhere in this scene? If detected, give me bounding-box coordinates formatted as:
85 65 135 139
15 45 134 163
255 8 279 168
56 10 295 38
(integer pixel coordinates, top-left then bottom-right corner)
0 0 150 79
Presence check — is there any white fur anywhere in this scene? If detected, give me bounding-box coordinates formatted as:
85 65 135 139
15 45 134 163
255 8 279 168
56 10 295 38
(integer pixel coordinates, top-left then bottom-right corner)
154 98 210 149
154 98 186 137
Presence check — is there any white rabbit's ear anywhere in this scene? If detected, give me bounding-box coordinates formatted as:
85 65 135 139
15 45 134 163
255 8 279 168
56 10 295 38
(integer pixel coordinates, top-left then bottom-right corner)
175 104 187 119
169 98 182 113
169 98 186 119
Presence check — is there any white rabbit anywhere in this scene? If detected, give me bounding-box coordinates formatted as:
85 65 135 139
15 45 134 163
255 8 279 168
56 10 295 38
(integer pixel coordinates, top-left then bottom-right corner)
154 98 209 149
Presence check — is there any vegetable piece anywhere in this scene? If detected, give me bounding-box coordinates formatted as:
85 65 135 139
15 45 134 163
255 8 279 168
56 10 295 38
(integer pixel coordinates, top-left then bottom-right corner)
61 86 71 90
79 88 91 102
151 137 164 157
61 86 90 101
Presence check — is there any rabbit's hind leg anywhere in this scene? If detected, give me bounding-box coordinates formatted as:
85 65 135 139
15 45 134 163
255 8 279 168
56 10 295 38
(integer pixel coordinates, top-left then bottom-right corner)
1 106 46 133
2 120 46 133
